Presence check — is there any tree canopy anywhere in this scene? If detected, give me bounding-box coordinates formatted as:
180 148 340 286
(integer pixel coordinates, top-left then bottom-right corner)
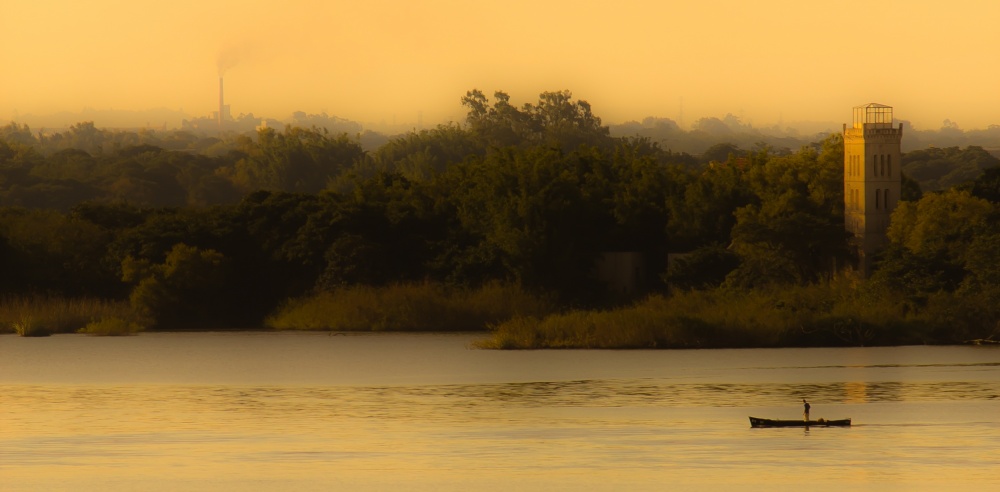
3 90 1000 339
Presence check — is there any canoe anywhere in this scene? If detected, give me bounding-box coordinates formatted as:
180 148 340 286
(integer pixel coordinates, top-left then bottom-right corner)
749 417 851 428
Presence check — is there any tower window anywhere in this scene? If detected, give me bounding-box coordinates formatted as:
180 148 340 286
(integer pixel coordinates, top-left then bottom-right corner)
888 155 892 177
876 189 881 209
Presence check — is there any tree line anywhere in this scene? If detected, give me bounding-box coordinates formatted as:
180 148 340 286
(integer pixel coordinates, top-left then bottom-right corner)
3 89 1000 342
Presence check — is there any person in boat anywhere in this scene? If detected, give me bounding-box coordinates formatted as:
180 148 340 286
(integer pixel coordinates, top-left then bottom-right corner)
802 399 811 421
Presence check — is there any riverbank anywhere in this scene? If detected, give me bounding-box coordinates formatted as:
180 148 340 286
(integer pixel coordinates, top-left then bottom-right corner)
4 279 998 347
0 296 142 336
476 280 999 349
0 283 556 337
264 282 557 331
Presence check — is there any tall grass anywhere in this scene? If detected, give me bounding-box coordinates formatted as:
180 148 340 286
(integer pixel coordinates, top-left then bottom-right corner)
78 317 145 336
477 291 788 349
477 277 936 349
0 296 144 336
265 282 558 331
11 317 49 337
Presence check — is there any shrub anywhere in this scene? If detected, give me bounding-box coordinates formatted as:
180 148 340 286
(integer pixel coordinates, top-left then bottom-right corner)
265 282 558 331
78 317 144 336
122 243 230 329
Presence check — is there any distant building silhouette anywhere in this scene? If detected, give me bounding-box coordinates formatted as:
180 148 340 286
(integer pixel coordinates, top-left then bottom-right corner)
843 104 903 276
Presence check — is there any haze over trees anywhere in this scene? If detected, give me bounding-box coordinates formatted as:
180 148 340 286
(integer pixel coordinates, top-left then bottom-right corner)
2 90 1000 346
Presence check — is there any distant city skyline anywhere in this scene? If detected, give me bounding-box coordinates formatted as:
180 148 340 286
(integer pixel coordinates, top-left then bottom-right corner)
5 101 856 136
4 1 1000 132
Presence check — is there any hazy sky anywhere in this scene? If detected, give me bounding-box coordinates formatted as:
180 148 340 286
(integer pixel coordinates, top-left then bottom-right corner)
3 0 999 130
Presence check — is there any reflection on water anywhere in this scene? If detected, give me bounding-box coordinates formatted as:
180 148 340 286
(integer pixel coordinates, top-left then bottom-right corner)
844 381 868 404
412 378 1000 408
2 333 1000 491
5 377 999 425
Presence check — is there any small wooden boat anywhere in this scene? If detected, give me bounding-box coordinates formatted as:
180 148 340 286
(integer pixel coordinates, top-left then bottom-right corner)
749 417 851 428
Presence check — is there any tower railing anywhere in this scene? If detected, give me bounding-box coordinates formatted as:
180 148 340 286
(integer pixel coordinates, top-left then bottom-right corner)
852 103 893 129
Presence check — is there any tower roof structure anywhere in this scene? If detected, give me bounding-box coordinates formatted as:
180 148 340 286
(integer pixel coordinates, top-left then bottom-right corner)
852 103 893 129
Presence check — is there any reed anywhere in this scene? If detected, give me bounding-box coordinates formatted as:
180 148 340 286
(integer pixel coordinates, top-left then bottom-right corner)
265 282 558 331
78 317 144 336
11 316 50 337
477 279 939 349
0 296 142 336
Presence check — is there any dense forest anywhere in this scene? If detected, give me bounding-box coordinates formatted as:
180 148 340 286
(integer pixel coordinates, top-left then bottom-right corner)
3 90 1000 346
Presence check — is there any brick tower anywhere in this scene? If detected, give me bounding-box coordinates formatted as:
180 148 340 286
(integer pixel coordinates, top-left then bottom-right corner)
843 103 903 276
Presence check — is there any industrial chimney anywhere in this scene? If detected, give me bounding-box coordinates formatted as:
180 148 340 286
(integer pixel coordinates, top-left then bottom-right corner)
218 77 224 130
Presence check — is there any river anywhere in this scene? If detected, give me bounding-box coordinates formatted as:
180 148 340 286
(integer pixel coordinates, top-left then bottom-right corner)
2 332 999 491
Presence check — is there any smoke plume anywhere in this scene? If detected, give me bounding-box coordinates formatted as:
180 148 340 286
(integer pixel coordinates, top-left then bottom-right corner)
217 48 240 77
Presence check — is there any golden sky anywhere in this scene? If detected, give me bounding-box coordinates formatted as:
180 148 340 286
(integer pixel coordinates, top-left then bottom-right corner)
2 0 999 130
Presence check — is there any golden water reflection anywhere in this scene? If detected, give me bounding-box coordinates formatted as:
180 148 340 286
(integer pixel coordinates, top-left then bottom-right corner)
844 381 868 403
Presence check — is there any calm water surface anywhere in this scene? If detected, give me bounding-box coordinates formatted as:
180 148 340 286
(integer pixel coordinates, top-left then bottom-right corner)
2 332 999 491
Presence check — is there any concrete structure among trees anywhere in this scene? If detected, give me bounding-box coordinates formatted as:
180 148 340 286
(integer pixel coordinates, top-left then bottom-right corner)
844 103 903 276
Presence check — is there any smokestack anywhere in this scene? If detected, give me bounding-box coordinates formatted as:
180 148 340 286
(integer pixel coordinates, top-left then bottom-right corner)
218 77 224 129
